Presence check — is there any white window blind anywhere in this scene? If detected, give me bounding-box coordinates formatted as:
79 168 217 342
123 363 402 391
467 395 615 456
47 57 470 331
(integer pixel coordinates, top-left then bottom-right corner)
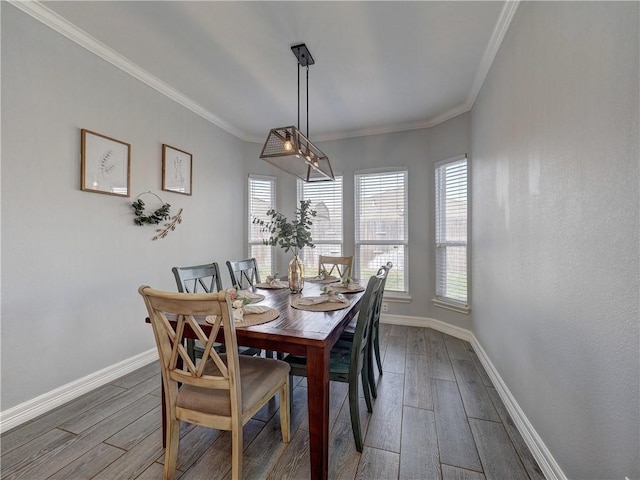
355 169 408 292
248 175 275 278
435 156 468 306
297 176 343 273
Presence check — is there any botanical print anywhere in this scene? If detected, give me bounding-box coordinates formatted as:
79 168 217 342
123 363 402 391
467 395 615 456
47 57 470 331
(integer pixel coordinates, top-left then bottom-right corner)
81 129 130 196
162 144 192 195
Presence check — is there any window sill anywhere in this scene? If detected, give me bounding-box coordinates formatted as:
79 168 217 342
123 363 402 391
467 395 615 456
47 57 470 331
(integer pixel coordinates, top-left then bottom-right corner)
383 292 412 304
432 298 470 314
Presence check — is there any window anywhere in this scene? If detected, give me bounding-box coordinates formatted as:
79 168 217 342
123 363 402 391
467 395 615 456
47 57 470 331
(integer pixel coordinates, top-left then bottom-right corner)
355 169 408 293
435 155 468 309
248 175 275 279
296 176 343 273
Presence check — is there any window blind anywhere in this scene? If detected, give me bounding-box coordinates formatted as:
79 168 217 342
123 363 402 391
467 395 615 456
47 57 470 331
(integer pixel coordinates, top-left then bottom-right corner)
435 157 468 305
355 169 408 292
297 176 343 272
248 175 275 277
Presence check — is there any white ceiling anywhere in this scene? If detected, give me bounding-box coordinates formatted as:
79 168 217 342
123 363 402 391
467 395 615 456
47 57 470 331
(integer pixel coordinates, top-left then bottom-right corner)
34 1 516 142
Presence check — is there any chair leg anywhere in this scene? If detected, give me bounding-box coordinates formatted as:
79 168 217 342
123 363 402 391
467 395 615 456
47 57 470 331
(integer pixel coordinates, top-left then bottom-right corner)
288 373 294 418
362 364 373 414
280 379 291 443
367 337 378 399
163 418 180 480
374 328 383 376
348 376 364 452
231 422 243 480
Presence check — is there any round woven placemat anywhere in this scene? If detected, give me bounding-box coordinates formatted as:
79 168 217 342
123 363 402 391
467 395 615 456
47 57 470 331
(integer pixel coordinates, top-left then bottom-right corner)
290 298 351 312
332 285 365 294
255 282 289 290
205 308 279 327
304 276 340 284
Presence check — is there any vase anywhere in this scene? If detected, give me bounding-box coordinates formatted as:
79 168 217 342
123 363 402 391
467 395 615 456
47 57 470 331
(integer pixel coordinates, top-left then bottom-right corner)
288 254 305 293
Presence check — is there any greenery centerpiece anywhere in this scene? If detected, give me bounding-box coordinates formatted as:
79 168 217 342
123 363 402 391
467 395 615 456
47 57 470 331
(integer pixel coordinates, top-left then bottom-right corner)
253 200 317 293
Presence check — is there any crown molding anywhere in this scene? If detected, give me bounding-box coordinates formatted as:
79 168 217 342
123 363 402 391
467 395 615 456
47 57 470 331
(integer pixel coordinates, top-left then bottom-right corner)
7 0 253 142
467 0 520 107
9 0 519 145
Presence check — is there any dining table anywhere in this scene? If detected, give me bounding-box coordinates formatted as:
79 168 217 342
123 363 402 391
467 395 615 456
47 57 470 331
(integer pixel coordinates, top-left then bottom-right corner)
147 279 366 480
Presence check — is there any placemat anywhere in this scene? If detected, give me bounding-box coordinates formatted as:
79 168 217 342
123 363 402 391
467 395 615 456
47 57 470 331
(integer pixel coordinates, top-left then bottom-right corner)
206 308 279 328
290 297 351 312
332 284 365 294
304 275 340 284
255 282 289 289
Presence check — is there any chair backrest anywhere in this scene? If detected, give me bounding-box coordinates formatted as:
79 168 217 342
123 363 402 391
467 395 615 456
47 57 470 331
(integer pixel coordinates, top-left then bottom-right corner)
172 263 223 293
138 287 241 415
226 258 260 288
373 262 393 326
318 255 353 279
350 272 385 371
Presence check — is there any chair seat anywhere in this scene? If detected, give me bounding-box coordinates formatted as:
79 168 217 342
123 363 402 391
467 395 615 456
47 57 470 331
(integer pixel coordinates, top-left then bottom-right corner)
177 355 290 417
285 344 352 378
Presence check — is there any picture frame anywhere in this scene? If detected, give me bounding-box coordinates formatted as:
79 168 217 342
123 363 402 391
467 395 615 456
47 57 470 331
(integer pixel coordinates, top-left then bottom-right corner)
81 129 131 197
162 144 192 195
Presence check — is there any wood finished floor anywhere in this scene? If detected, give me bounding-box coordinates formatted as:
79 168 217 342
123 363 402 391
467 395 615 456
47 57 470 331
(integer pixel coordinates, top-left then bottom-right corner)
1 325 546 479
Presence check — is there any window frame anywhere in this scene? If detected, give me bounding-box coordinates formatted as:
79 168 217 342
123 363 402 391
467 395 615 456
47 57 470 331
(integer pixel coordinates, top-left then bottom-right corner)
247 174 276 276
433 154 470 314
354 167 409 294
296 176 344 273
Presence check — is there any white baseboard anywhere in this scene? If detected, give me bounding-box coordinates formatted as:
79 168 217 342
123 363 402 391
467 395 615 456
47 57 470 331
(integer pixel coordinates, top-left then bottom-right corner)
381 313 566 480
0 348 157 434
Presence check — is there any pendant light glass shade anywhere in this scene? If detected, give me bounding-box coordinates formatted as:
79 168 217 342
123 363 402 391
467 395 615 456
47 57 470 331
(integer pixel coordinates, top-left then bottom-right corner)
260 126 334 182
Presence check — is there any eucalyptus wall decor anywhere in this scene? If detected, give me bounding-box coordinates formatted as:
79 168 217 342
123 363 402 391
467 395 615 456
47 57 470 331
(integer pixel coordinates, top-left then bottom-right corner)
131 191 183 240
81 129 130 197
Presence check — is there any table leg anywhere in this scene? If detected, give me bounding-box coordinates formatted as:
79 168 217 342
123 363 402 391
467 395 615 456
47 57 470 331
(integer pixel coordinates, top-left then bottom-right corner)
306 345 330 480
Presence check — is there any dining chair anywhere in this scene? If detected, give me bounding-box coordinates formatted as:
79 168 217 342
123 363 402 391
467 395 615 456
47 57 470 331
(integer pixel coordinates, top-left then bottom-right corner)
172 262 260 360
226 258 260 289
339 262 392 399
284 272 384 452
318 255 353 279
226 258 280 360
139 286 290 480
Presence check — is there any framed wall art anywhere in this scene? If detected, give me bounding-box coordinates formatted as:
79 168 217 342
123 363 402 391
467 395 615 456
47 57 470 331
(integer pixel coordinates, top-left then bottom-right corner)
81 129 131 197
162 144 192 195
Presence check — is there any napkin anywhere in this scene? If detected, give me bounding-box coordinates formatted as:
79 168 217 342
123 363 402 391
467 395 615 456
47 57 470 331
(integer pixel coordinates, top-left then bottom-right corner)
243 304 272 314
297 294 348 306
337 281 360 291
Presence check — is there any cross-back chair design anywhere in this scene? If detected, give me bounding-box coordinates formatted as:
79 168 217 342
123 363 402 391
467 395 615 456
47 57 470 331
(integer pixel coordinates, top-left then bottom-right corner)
139 287 290 480
172 263 260 360
318 255 353 279
226 258 260 289
284 272 384 452
339 262 392 399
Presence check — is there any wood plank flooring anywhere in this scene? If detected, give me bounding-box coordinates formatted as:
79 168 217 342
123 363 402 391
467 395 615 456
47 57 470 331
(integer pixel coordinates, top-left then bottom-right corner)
1 326 546 479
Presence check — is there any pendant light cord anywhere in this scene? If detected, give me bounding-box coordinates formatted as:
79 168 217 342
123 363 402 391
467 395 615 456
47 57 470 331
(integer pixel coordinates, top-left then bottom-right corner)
306 65 309 137
297 62 300 130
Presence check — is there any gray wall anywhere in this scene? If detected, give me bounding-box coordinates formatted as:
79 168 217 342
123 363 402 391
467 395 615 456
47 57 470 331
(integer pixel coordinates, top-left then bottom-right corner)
1 5 246 409
470 2 639 479
244 113 472 329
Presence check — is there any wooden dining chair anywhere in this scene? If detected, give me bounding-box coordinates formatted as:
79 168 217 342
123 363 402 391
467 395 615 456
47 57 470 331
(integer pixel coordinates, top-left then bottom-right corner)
139 286 290 480
284 272 384 452
226 258 260 289
172 263 260 360
339 262 392 399
318 255 353 279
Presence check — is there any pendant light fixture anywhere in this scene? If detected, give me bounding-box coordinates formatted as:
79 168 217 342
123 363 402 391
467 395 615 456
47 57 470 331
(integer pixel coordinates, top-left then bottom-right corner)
260 44 334 182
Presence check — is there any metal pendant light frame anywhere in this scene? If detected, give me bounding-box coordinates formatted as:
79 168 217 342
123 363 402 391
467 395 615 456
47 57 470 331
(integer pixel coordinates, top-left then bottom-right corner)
260 44 334 182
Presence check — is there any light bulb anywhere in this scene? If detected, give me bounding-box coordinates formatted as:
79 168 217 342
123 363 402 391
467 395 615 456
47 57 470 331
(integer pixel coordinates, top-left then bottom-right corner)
283 133 293 151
